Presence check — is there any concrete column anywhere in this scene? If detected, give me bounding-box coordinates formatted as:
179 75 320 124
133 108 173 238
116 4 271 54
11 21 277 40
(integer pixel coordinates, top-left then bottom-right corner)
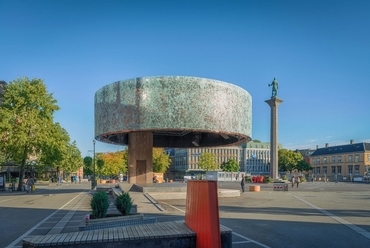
128 132 153 184
265 97 283 180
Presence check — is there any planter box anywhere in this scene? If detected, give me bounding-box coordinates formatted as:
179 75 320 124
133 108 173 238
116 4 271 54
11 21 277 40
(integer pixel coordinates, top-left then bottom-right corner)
79 214 157 231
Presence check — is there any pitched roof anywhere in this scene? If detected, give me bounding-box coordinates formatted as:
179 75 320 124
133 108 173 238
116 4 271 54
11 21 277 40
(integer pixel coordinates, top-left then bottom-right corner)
311 143 370 156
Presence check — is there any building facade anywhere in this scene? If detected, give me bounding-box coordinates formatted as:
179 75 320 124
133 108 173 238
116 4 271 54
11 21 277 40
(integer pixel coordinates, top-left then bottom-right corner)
310 140 370 182
165 141 283 180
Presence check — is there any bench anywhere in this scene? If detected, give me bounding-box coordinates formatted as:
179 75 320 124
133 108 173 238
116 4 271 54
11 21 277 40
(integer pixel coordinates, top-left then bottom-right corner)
79 214 157 231
23 220 232 248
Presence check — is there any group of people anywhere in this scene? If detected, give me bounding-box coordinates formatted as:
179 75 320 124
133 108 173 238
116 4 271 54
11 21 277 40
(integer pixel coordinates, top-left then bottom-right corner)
291 175 301 187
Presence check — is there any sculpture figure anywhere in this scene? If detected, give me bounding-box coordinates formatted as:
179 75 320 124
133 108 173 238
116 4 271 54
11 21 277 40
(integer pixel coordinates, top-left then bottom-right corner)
268 78 278 98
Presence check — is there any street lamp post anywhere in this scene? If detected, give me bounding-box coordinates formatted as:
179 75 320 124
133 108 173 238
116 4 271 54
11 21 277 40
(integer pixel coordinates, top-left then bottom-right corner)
92 140 96 189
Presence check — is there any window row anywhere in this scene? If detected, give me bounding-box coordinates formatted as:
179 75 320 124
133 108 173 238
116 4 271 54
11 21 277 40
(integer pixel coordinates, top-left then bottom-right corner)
312 165 360 175
312 154 360 164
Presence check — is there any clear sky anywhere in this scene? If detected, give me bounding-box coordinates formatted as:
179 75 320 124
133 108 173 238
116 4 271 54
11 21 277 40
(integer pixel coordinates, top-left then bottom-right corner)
1 0 369 156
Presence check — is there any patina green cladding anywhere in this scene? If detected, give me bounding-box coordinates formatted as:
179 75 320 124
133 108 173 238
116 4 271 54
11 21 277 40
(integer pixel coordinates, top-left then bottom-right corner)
95 76 252 147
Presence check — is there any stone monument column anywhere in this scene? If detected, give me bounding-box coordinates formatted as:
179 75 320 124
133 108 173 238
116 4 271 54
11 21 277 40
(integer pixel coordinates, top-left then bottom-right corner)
266 78 283 180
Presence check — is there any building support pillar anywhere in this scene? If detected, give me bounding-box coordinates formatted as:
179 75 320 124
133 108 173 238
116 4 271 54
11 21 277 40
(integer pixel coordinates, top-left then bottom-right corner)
128 132 153 184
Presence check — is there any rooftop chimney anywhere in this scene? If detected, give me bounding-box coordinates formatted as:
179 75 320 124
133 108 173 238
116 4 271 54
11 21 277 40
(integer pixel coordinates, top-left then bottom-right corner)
350 139 354 144
325 143 329 148
316 145 318 149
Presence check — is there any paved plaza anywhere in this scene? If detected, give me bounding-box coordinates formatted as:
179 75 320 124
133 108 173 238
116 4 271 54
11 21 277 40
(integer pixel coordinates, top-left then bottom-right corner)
0 181 369 247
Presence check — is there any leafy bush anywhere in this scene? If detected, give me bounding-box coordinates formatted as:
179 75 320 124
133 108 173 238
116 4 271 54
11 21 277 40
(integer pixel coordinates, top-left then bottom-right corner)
90 191 109 218
263 176 274 183
281 175 287 180
299 176 306 182
115 192 133 216
245 176 252 183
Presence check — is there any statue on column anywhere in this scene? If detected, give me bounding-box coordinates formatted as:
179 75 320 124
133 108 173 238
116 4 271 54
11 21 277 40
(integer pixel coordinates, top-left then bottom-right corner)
268 78 278 98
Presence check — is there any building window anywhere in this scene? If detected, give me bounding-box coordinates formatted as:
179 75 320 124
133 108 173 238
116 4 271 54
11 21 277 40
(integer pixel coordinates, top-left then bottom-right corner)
332 156 335 163
337 166 342 175
355 165 360 175
368 154 370 162
338 156 342 163
348 155 353 163
331 166 336 174
348 165 353 174
323 157 327 164
355 154 359 163
323 166 327 175
316 167 321 174
317 158 320 164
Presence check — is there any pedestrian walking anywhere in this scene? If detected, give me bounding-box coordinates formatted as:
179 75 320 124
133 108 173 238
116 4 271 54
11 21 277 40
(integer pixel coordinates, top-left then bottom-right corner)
296 176 300 187
240 174 245 193
57 175 63 186
291 176 295 188
26 175 35 193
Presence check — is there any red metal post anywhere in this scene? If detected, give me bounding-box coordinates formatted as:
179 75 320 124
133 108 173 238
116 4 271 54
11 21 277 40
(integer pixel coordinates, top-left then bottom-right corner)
185 180 221 248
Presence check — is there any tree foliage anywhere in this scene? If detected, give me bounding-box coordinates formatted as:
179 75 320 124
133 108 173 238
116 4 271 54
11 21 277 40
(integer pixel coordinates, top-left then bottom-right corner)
97 149 128 177
152 148 171 173
83 156 93 175
198 152 217 171
0 77 81 190
296 159 313 172
278 149 304 173
220 158 240 172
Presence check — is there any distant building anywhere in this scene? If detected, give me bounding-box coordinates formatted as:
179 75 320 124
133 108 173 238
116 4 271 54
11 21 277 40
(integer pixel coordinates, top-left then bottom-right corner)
310 140 370 182
242 141 283 175
165 141 283 180
296 148 315 164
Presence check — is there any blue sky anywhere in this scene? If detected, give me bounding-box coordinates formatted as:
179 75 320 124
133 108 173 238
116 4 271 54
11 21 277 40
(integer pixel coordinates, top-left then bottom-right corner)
1 0 369 156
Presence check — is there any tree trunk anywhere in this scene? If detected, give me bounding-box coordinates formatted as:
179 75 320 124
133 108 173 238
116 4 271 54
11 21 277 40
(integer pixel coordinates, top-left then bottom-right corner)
17 146 28 191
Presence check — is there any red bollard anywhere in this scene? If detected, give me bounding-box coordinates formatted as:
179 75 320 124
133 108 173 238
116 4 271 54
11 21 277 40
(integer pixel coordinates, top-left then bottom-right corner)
185 180 221 248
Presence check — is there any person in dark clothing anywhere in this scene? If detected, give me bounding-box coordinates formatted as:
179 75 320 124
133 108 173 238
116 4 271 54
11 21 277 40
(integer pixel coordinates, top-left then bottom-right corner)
240 175 245 193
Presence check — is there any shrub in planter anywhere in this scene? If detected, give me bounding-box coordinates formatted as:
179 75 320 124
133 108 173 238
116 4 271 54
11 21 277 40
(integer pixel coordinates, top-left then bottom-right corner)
90 191 109 218
115 192 133 216
245 176 252 183
263 176 274 183
299 176 306 182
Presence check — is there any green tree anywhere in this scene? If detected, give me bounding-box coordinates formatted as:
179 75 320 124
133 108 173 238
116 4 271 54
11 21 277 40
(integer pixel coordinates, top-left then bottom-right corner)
296 159 313 173
153 148 171 173
96 156 105 178
83 156 93 176
98 149 128 177
220 158 240 172
198 152 217 171
0 77 67 190
278 149 304 173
